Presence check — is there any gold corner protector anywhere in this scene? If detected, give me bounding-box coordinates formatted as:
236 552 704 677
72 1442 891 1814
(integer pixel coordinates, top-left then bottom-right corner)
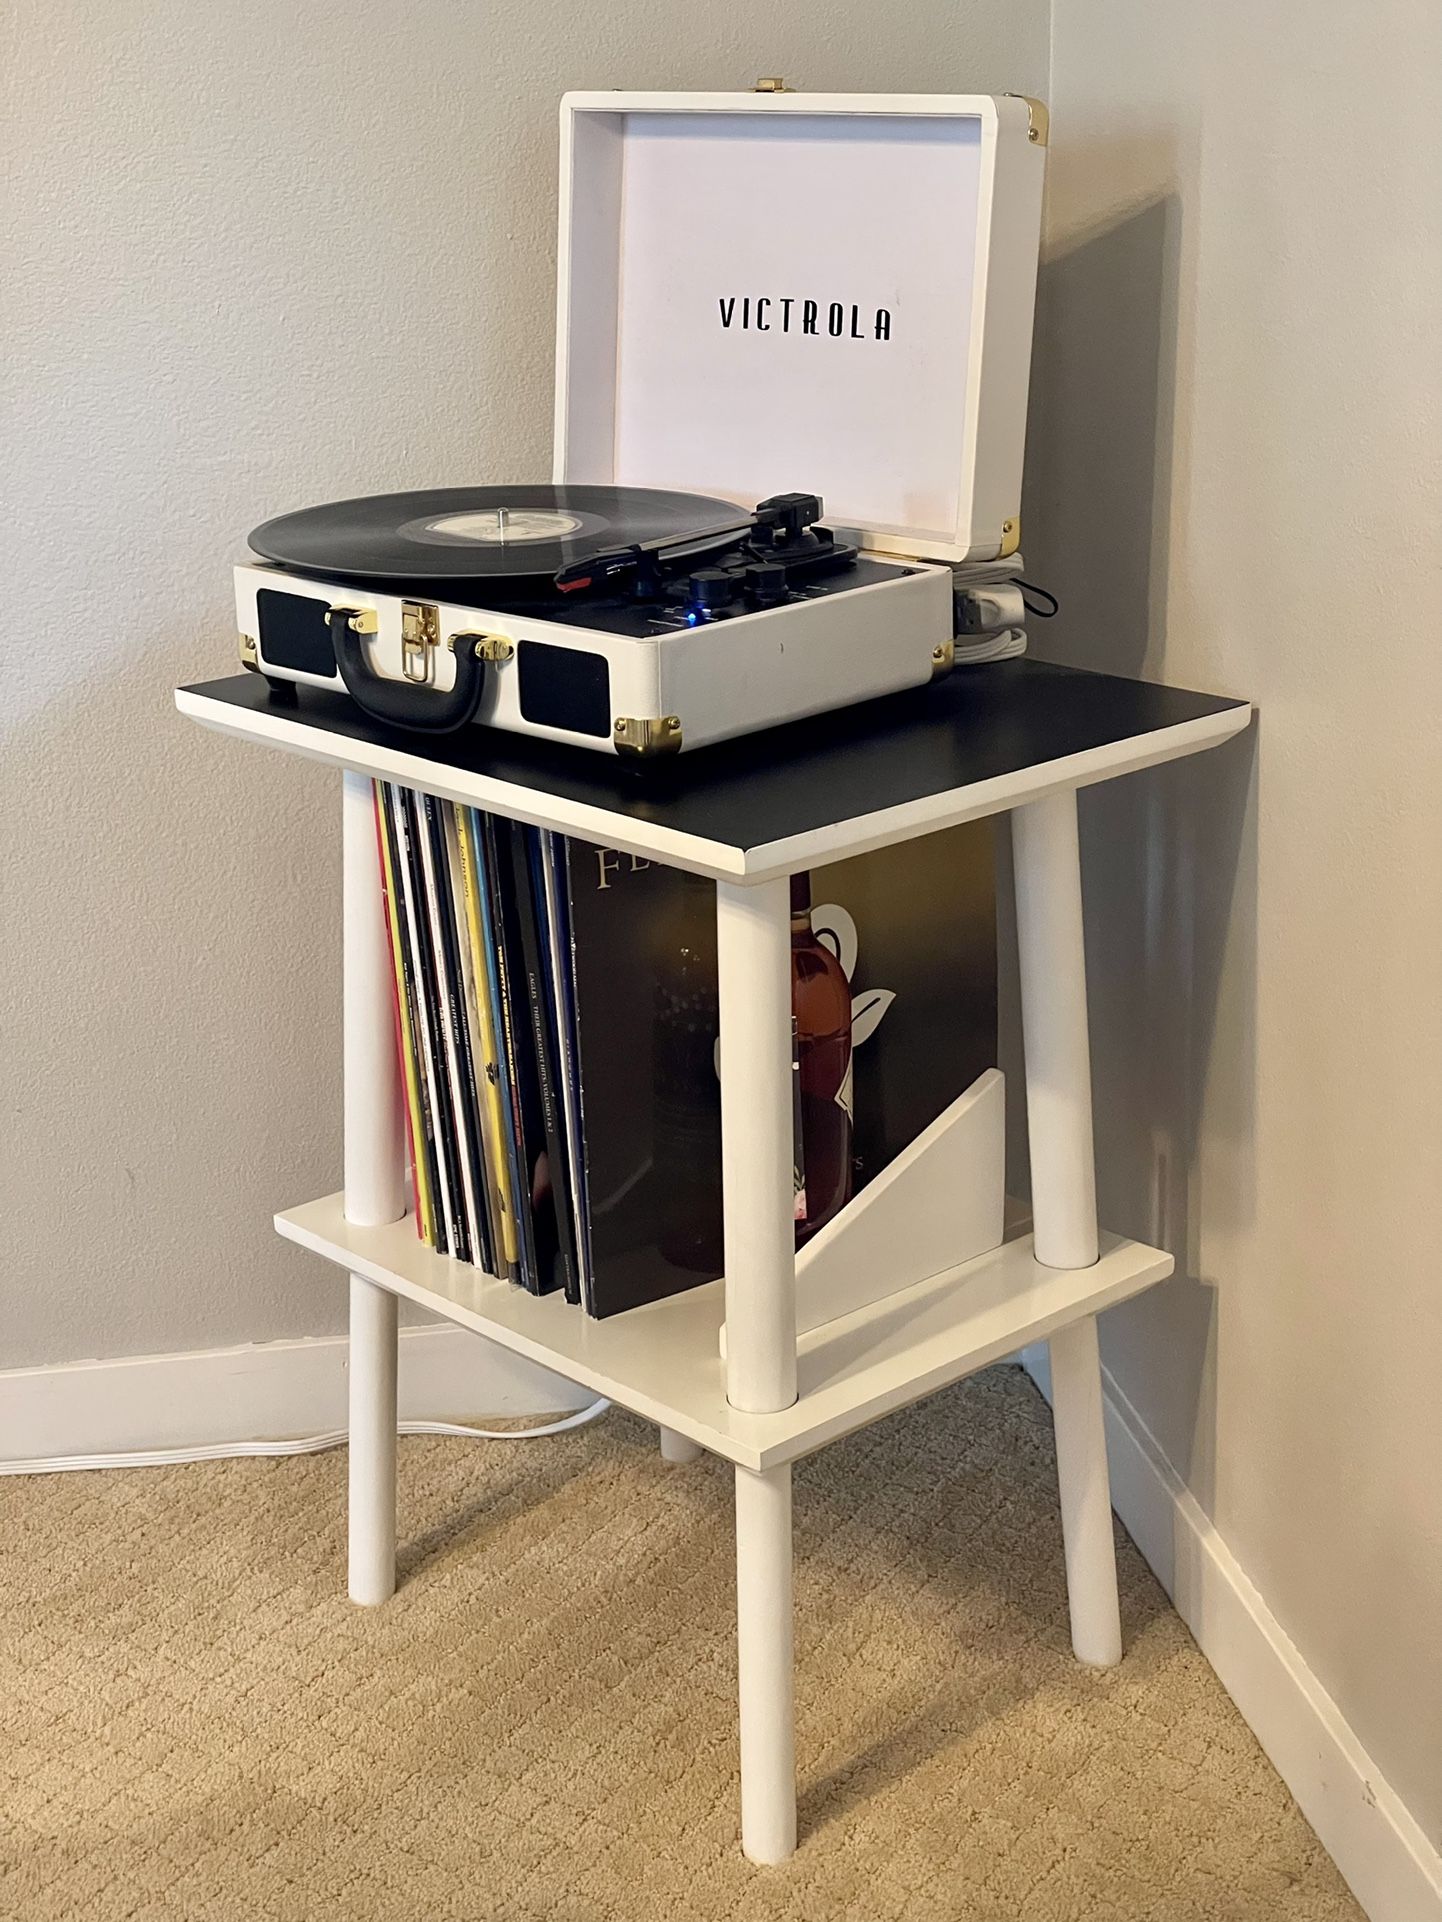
999 517 1021 559
238 633 259 669
613 714 683 758
930 639 955 679
752 76 791 93
1004 93 1049 147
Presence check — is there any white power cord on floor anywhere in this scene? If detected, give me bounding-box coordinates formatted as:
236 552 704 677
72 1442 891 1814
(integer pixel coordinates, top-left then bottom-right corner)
0 1400 611 1478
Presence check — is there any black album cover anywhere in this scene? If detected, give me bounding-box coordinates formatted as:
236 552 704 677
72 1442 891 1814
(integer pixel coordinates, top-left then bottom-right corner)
485 820 560 1294
540 830 592 1307
512 823 579 1303
564 826 998 1318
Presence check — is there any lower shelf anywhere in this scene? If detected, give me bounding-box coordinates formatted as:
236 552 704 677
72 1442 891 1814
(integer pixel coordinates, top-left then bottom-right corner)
276 1195 1173 1471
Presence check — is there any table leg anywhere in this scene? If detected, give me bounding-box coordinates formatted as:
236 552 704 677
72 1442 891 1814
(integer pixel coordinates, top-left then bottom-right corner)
716 875 798 1860
1012 789 1122 1664
659 1427 704 1463
1011 787 1099 1271
716 876 798 1415
736 1462 796 1864
342 770 406 1606
348 1275 398 1604
1048 1315 1122 1664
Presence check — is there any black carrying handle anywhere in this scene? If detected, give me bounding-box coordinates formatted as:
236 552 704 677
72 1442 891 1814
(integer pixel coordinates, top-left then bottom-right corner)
326 608 487 734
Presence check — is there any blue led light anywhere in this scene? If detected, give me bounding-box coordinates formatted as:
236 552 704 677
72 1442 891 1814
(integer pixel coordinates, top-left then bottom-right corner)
685 611 699 625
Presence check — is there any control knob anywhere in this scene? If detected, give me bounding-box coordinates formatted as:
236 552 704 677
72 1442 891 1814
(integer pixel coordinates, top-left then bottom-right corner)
686 567 742 616
743 561 790 607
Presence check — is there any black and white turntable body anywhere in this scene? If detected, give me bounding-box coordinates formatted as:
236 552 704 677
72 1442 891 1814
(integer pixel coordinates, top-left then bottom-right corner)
235 550 955 755
234 89 1045 754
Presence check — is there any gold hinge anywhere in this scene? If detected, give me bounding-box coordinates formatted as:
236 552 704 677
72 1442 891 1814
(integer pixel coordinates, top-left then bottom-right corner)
999 517 1021 558
613 714 683 758
451 632 514 663
753 76 791 93
930 639 955 679
1004 93 1049 147
238 633 259 670
400 601 439 684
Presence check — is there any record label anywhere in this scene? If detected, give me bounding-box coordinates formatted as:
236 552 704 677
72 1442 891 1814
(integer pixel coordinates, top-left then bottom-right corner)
419 507 588 545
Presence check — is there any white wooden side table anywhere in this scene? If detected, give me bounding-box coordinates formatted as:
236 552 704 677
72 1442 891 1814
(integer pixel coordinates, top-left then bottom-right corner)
177 659 1250 1864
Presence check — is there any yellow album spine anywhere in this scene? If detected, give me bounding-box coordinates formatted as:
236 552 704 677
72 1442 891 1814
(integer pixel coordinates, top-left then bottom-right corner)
455 807 520 1273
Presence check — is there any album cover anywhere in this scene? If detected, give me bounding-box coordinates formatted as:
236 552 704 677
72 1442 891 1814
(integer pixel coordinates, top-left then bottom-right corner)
481 816 558 1293
454 809 522 1283
511 822 579 1302
540 829 593 1308
392 785 458 1256
444 807 507 1274
563 825 998 1317
416 792 481 1268
373 784 429 1242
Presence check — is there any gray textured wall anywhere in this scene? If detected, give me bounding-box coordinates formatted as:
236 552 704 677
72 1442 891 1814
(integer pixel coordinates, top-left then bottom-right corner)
1 4 1048 1367
1031 0 1442 1849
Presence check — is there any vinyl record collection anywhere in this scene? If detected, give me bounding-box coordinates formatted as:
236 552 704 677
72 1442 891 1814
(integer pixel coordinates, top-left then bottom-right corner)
372 781 589 1303
374 779 1000 1319
377 774 837 1318
374 777 864 1318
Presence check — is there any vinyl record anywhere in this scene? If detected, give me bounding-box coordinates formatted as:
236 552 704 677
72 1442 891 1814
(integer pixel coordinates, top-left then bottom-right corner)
248 484 750 592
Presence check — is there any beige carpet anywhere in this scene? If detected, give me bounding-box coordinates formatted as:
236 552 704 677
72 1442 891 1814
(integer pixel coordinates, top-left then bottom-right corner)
0 1366 1362 1922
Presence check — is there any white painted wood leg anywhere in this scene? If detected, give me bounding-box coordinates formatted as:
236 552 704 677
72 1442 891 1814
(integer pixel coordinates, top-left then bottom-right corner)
716 875 798 1415
342 770 406 1606
1012 789 1121 1664
659 1426 704 1463
735 1463 796 1864
348 1275 398 1604
1048 1314 1122 1664
716 875 798 1861
1011 787 1099 1272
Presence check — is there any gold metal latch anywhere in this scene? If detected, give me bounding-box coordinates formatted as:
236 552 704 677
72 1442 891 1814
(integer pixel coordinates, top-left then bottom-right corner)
238 633 259 669
400 601 439 684
451 632 514 663
613 715 683 758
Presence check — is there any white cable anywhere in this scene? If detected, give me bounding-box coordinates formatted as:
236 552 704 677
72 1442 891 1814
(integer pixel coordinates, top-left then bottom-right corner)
953 625 1028 665
0 1399 611 1478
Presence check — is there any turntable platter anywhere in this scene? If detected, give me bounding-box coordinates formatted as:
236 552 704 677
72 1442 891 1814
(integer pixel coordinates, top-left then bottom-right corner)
249 484 750 593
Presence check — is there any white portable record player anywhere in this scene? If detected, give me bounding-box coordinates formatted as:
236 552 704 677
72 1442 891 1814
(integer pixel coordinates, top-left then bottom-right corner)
234 88 1048 756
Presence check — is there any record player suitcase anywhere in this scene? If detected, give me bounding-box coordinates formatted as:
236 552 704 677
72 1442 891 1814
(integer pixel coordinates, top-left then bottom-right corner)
237 90 1047 755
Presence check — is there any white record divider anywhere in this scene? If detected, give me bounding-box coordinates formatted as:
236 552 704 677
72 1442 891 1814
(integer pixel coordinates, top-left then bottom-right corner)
720 1067 1007 1357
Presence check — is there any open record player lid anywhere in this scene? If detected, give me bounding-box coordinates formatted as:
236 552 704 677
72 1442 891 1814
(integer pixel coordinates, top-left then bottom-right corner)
552 91 1047 566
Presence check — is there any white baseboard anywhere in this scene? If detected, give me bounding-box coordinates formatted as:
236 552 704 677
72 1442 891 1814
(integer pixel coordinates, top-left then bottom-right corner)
0 1321 593 1464
1020 1345 1442 1922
